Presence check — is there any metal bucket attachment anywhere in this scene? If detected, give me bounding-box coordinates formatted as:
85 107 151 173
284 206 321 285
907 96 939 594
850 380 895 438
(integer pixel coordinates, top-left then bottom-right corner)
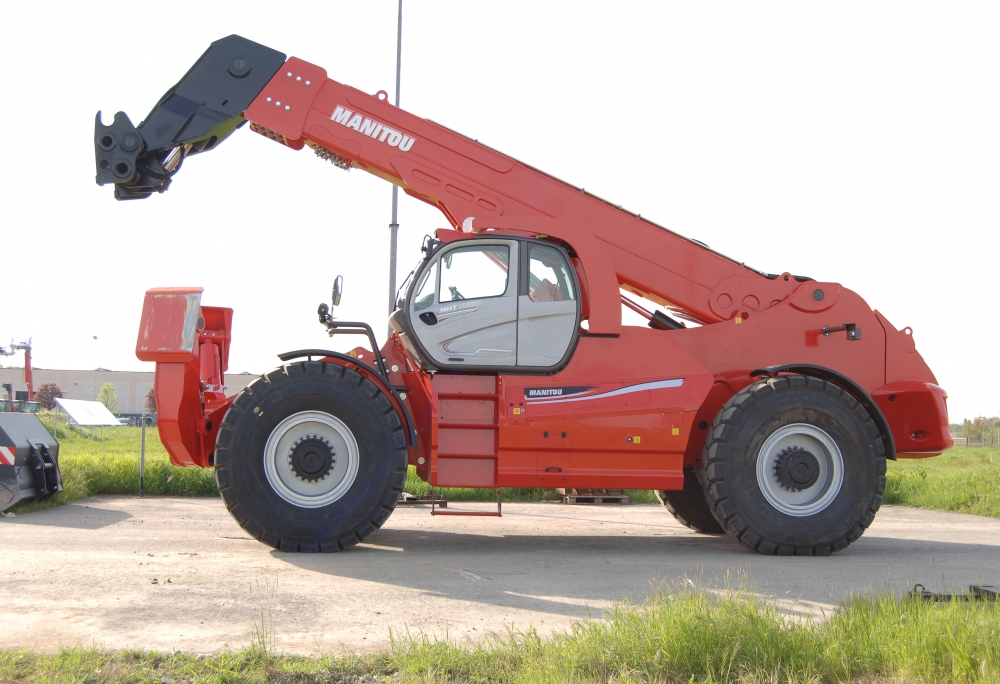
0 413 62 512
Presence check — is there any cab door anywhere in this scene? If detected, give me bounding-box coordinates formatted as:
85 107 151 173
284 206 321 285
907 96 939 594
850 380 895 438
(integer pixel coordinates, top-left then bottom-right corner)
517 242 579 367
408 240 519 368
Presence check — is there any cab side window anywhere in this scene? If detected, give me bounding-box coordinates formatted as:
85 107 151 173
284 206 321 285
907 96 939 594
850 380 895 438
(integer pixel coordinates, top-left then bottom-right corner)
439 245 510 302
412 260 438 311
528 244 576 303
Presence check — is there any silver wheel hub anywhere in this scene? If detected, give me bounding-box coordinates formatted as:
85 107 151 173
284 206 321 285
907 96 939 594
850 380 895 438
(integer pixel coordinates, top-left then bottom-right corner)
263 411 359 509
755 423 844 517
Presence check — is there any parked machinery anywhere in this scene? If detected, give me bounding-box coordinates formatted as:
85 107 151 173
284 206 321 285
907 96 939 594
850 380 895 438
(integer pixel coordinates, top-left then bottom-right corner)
95 36 952 555
0 414 62 512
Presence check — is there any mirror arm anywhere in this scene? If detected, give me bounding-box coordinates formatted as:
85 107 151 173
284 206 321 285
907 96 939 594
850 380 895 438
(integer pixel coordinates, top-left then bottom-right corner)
317 302 332 325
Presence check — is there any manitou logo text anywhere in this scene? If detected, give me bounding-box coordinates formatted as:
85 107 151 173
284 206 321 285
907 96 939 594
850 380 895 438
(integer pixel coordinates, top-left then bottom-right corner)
528 389 564 397
331 106 416 152
524 386 594 400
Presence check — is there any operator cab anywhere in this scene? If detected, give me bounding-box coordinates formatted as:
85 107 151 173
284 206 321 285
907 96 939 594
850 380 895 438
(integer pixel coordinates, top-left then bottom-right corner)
390 236 580 371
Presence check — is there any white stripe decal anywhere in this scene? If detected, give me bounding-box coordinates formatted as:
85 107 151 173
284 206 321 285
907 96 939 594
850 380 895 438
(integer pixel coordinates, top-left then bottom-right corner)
438 306 479 321
527 378 684 405
0 446 14 466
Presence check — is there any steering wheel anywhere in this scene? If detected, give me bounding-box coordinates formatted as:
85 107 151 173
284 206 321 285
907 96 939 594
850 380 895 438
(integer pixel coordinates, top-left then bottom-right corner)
448 285 465 300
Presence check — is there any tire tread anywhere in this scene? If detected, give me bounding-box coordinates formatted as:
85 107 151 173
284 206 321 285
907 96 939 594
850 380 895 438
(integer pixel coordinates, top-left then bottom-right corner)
702 376 886 555
215 362 408 553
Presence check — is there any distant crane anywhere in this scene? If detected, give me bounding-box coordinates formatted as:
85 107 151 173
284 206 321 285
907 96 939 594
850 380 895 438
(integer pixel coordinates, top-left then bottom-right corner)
1 339 34 411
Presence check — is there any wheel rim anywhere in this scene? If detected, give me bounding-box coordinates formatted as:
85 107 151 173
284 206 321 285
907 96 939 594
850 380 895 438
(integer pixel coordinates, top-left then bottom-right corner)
755 423 844 517
263 410 360 509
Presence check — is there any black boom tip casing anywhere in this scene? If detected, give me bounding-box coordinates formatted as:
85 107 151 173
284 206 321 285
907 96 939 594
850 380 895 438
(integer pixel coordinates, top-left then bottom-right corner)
94 35 287 200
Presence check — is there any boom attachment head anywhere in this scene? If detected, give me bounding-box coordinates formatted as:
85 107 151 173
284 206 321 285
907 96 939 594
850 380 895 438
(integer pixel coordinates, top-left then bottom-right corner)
94 35 286 200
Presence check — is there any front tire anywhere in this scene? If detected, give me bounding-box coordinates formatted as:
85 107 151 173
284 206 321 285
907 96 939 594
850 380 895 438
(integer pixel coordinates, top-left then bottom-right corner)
703 375 886 555
215 361 407 552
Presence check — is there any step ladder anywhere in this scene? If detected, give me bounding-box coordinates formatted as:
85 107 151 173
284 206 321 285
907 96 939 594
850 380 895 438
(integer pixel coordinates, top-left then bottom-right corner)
398 491 448 507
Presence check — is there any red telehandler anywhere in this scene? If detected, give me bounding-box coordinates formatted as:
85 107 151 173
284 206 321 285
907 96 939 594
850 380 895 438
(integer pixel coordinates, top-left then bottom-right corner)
95 36 952 555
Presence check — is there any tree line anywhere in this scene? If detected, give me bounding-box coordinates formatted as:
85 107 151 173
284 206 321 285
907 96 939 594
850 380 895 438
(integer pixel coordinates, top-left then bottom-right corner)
955 416 1000 448
33 382 156 415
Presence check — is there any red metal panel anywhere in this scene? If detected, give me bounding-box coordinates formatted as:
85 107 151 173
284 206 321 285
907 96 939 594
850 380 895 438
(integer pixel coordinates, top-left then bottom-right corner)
439 398 495 424
135 288 203 363
873 381 953 457
201 306 233 375
135 289 235 467
402 369 434 475
153 362 206 467
437 457 496 487
495 330 712 489
427 374 499 486
243 57 326 143
199 342 221 389
672 289 887 395
875 311 938 386
432 375 496 395
438 428 496 456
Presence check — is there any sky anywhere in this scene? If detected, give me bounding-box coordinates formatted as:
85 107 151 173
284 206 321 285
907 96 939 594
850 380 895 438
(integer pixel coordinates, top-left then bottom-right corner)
0 1 997 422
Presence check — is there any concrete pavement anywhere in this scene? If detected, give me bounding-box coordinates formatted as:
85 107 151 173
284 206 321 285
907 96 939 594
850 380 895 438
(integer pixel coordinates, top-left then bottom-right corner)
2 496 997 655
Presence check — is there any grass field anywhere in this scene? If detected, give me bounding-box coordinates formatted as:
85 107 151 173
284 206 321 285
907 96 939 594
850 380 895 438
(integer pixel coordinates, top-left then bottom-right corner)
8 416 218 514
8 414 655 514
886 447 1000 519
1 582 998 683
12 413 998 520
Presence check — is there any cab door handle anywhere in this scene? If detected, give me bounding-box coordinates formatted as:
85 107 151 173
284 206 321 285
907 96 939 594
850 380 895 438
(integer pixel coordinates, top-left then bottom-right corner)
419 312 438 325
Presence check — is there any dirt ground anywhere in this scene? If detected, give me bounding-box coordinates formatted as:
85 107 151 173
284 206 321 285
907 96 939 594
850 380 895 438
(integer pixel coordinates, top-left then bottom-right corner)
2 496 998 656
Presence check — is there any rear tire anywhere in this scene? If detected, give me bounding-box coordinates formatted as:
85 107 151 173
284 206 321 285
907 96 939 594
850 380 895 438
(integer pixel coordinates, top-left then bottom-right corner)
702 375 886 556
655 467 723 534
214 361 407 552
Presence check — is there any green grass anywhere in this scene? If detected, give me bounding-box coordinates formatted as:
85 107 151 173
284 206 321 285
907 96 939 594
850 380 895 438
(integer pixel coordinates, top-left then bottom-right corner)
19 414 999 520
886 447 1000 519
8 414 218 514
2 583 998 683
8 413 655 514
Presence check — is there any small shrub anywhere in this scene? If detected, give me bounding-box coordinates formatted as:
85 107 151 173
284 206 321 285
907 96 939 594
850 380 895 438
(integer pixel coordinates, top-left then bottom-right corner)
33 382 63 411
97 383 119 414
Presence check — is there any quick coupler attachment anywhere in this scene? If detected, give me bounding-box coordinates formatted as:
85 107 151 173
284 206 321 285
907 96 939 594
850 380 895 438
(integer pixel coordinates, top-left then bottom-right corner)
94 111 168 200
93 35 286 201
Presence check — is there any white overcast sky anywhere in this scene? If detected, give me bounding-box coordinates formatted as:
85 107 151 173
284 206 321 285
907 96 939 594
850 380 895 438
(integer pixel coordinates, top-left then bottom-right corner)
0 1 996 422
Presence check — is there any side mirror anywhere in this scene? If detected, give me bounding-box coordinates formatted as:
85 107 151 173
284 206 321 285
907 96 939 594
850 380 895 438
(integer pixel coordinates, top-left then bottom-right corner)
318 277 343 330
332 275 343 307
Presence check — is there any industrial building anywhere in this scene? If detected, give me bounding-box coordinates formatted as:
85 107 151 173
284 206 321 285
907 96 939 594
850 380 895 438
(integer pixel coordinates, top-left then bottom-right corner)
0 367 258 414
